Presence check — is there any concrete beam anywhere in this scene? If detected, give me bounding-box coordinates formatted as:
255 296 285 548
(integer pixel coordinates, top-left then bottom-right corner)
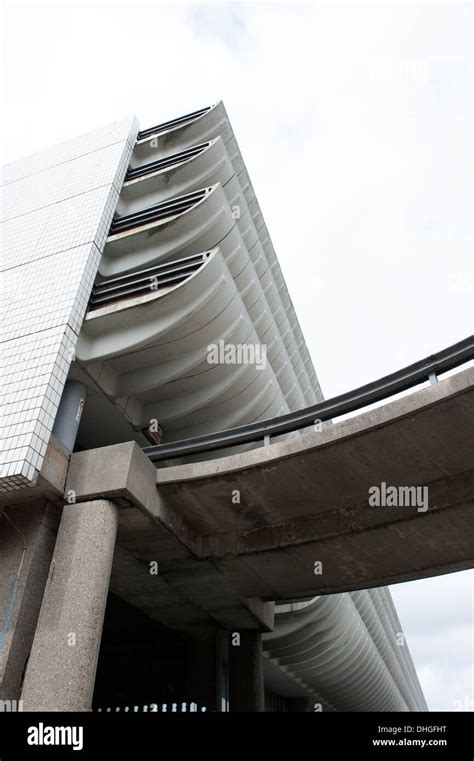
65 441 158 515
67 444 273 633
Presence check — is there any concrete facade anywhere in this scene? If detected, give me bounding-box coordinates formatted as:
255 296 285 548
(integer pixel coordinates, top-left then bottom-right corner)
58 368 470 711
0 105 458 712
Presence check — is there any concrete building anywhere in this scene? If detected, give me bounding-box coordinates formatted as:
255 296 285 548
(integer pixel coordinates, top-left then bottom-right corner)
2 102 469 712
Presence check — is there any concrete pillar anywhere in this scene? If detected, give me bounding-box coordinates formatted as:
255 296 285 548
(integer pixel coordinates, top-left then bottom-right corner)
229 630 264 712
0 501 60 702
21 499 119 711
188 628 224 712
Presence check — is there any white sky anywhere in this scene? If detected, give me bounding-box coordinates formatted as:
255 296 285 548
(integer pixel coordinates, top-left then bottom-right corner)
1 0 472 711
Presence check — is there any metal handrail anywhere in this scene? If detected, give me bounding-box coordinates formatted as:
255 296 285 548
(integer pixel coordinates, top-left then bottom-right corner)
126 142 210 181
88 252 210 310
143 336 474 463
109 188 210 236
137 107 211 141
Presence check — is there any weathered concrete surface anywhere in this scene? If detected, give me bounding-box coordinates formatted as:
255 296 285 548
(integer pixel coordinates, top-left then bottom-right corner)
65 440 158 516
66 443 275 633
20 500 119 711
0 501 60 700
156 367 474 597
65 369 474 626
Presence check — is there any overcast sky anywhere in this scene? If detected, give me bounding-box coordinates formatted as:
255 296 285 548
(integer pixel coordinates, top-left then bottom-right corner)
1 0 472 711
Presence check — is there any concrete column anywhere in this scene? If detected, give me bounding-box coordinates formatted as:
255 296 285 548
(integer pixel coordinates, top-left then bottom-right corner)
0 501 60 702
21 499 119 711
188 628 224 712
229 630 264 712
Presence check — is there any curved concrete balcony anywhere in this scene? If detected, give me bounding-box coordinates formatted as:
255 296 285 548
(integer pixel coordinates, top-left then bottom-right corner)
99 183 233 278
119 140 266 294
129 103 320 405
143 370 284 438
88 251 208 312
352 589 427 712
117 137 234 216
132 102 236 170
263 592 427 711
216 233 306 410
119 142 260 263
103 182 312 410
80 247 240 360
72 103 321 449
76 248 290 439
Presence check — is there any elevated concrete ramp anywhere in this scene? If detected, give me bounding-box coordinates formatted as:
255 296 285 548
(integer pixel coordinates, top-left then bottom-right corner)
155 367 474 597
66 367 474 620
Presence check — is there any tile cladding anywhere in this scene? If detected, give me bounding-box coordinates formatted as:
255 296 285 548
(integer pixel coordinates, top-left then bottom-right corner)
0 117 139 491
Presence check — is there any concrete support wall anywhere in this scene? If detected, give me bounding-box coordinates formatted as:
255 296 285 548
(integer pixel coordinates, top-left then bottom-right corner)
21 499 119 711
229 631 264 712
0 501 60 701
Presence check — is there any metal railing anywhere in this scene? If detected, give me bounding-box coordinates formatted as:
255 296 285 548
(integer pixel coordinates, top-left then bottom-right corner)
143 336 474 463
138 106 211 141
89 252 210 310
96 702 207 713
126 142 210 181
109 188 211 236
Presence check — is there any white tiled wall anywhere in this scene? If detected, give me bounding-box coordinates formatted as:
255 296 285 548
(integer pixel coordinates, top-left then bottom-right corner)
0 116 139 491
